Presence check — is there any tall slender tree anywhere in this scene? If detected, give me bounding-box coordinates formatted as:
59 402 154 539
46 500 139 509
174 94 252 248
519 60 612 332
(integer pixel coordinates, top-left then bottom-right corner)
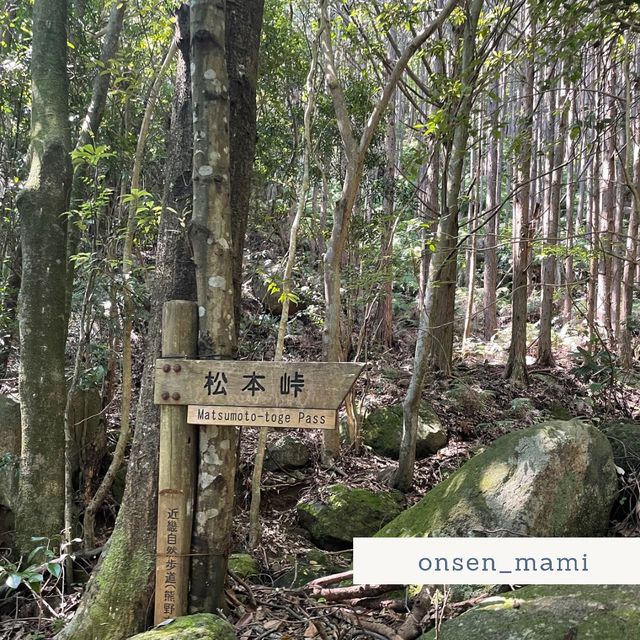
504 2 535 384
396 0 484 490
16 0 72 552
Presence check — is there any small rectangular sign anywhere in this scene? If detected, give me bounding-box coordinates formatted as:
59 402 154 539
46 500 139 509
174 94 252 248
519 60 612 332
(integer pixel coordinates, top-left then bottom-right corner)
187 405 336 429
354 537 640 585
154 491 188 624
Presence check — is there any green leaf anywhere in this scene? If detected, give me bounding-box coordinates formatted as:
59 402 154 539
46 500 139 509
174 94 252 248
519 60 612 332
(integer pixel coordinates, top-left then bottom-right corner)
46 562 62 578
27 545 45 564
6 574 21 589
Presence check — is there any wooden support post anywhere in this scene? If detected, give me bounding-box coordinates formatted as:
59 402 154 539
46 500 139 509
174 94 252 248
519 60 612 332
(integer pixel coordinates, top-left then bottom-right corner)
154 300 198 625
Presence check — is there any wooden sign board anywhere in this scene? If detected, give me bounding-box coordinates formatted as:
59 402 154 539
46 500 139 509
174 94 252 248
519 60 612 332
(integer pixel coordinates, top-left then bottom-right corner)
154 360 364 411
154 490 189 623
187 405 337 429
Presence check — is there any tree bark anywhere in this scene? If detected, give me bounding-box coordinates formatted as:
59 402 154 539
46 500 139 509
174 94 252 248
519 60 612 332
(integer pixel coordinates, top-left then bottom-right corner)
504 5 535 384
227 0 264 330
483 82 500 341
538 74 567 366
597 52 615 342
55 8 196 638
188 0 237 614
16 0 72 553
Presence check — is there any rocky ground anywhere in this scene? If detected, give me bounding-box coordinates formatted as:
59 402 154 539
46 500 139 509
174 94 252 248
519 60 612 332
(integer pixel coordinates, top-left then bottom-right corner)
3 304 640 638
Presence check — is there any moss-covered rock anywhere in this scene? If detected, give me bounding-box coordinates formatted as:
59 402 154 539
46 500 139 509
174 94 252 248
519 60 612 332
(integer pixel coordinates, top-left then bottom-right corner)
297 484 404 550
363 403 446 460
228 553 260 580
509 397 537 419
600 422 640 474
273 548 350 588
263 435 310 471
547 400 573 420
445 384 494 412
127 614 236 640
419 585 640 640
377 420 616 538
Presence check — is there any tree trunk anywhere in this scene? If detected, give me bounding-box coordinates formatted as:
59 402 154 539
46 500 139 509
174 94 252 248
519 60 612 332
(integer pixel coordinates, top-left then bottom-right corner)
396 0 484 490
16 0 72 553
621 48 639 369
505 10 534 384
188 0 238 614
55 9 196 638
597 54 615 342
538 74 567 366
81 36 178 551
563 89 576 321
425 1 484 375
248 23 316 549
227 0 264 330
377 75 397 349
483 83 500 341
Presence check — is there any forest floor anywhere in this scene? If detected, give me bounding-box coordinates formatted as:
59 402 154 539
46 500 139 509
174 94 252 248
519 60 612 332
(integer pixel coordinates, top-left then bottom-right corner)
3 300 640 639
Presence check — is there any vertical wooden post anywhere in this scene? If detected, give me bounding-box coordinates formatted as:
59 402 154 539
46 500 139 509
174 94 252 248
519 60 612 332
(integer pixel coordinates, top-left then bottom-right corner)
154 300 198 625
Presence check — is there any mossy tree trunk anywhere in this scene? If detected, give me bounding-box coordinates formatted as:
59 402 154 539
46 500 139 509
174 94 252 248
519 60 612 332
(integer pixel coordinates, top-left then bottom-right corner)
55 8 196 639
15 0 72 552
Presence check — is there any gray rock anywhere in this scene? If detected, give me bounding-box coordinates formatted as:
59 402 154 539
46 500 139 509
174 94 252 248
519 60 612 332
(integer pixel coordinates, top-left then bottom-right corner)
363 403 447 460
419 585 640 640
273 548 350 589
127 614 236 639
377 420 617 538
509 397 537 419
445 384 494 412
297 484 404 550
263 435 310 471
600 422 640 474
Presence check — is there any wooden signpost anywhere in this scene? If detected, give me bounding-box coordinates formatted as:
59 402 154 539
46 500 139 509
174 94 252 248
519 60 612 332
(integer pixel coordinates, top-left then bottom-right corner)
153 301 364 624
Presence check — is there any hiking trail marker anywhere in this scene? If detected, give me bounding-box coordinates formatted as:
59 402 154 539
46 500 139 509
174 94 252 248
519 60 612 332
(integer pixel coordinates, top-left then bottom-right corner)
152 300 364 624
154 359 364 430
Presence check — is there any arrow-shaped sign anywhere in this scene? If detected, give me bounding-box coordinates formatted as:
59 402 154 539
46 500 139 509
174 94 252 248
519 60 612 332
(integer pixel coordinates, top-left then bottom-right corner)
153 360 364 430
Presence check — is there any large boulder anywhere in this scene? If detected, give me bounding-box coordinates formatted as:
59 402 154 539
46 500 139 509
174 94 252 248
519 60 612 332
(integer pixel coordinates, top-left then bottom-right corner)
377 420 617 538
263 435 311 471
600 422 640 474
363 403 446 459
297 484 404 550
419 585 640 640
127 614 236 640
